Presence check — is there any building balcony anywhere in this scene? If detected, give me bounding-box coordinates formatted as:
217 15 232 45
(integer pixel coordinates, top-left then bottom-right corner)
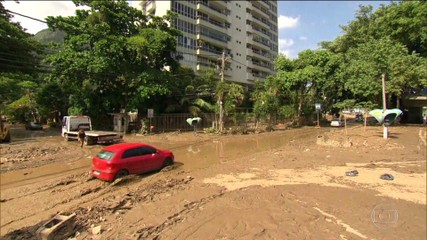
197 33 228 49
197 3 228 21
197 47 222 60
252 26 270 38
246 72 256 82
197 18 227 33
251 61 272 72
246 72 267 82
251 3 270 20
196 63 216 72
251 38 271 51
258 0 271 10
246 13 253 22
247 48 271 62
209 0 228 9
142 0 155 14
252 15 271 29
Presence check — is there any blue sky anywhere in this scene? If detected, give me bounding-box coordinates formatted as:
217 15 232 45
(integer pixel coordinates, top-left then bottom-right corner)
278 1 390 58
4 1 390 59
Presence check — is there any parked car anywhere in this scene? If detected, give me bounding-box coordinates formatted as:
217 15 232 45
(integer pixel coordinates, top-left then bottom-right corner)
355 113 364 122
25 121 43 130
91 142 174 181
330 118 345 127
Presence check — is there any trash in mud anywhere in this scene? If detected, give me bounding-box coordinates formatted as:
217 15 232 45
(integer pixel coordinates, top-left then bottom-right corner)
380 173 394 181
36 212 77 240
345 170 359 177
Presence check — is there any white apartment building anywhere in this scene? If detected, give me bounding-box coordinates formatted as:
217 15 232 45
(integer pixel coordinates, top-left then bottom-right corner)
137 0 278 86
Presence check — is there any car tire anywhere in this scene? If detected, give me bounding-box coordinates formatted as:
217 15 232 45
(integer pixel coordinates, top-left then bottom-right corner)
115 169 128 180
84 137 94 146
163 158 173 168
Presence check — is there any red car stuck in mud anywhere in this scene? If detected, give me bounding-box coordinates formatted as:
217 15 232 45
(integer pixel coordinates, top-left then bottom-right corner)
91 142 174 181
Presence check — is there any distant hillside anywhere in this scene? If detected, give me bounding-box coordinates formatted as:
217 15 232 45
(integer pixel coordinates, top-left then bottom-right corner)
33 29 66 44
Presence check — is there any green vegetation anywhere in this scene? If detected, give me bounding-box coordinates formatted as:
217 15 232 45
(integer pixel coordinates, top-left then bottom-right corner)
1 0 426 129
256 1 426 125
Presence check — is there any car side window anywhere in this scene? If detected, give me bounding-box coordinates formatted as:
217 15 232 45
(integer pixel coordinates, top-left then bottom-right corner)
122 148 140 158
139 147 157 156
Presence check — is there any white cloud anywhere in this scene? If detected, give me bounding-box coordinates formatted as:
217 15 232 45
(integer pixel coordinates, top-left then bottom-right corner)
278 38 296 59
3 1 89 34
279 38 294 48
279 49 291 58
299 36 308 41
278 15 299 29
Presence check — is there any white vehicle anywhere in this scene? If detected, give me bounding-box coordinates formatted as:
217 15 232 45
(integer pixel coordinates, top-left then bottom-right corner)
61 116 123 145
330 118 345 127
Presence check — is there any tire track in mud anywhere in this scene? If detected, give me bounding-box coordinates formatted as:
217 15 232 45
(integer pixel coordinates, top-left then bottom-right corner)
0 179 104 229
68 177 195 231
1 175 194 239
135 192 225 240
1 165 183 229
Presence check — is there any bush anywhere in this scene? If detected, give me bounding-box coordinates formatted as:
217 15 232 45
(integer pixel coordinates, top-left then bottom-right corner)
203 127 219 134
48 121 61 128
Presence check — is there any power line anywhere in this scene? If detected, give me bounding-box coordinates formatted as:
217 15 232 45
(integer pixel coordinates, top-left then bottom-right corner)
5 10 48 24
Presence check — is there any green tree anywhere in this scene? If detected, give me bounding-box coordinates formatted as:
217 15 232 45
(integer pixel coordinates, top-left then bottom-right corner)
0 1 44 121
45 0 180 120
251 77 281 126
162 68 215 115
373 1 427 57
342 37 427 106
35 82 67 122
328 2 427 57
0 1 43 74
275 50 334 125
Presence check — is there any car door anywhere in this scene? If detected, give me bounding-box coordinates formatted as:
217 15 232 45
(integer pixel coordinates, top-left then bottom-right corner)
122 148 146 174
138 146 161 171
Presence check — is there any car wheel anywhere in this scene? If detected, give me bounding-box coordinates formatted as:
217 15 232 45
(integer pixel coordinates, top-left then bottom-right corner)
163 158 173 168
115 169 128 180
84 137 93 146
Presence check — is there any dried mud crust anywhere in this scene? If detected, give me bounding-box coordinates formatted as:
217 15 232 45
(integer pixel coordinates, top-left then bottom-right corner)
1 173 194 240
0 140 83 173
316 126 408 149
1 126 425 240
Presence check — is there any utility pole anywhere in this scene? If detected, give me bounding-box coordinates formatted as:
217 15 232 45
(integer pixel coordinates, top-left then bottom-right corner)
218 50 230 133
382 73 388 139
218 51 226 133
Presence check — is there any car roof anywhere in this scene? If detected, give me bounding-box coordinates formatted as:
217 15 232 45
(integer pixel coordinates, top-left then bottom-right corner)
102 142 155 152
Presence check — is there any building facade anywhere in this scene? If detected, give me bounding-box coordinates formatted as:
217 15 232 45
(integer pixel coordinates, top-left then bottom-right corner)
137 0 278 86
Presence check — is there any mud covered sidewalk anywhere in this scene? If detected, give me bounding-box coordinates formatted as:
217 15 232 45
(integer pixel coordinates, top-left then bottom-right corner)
0 125 426 240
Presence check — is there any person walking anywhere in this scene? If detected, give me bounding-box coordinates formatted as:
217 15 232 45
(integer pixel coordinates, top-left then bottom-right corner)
78 128 86 148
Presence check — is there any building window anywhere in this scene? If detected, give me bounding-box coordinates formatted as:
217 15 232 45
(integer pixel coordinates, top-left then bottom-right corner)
172 1 196 19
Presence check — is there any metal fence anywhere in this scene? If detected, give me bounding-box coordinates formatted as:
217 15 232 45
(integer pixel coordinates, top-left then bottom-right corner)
150 113 217 132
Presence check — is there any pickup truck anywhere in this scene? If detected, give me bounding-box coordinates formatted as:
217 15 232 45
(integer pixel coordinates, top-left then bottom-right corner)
61 116 123 145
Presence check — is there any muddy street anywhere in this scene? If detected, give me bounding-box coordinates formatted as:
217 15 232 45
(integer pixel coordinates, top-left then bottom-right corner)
1 127 322 189
0 125 426 240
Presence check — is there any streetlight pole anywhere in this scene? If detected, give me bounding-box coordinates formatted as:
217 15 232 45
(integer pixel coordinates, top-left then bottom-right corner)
218 50 230 134
382 73 388 139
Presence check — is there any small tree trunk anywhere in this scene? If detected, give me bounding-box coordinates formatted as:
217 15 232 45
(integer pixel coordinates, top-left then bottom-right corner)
344 114 347 135
364 113 367 132
297 94 303 126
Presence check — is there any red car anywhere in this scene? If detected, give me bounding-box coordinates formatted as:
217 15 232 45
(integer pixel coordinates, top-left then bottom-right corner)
91 142 174 181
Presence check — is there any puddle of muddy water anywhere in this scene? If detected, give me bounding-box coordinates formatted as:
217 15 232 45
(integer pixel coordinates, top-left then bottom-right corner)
1 128 321 189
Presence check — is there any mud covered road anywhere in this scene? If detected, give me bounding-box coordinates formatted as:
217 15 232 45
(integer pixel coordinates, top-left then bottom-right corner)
1 125 426 240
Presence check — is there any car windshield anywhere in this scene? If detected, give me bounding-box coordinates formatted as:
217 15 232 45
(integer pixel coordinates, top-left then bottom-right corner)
96 150 115 160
